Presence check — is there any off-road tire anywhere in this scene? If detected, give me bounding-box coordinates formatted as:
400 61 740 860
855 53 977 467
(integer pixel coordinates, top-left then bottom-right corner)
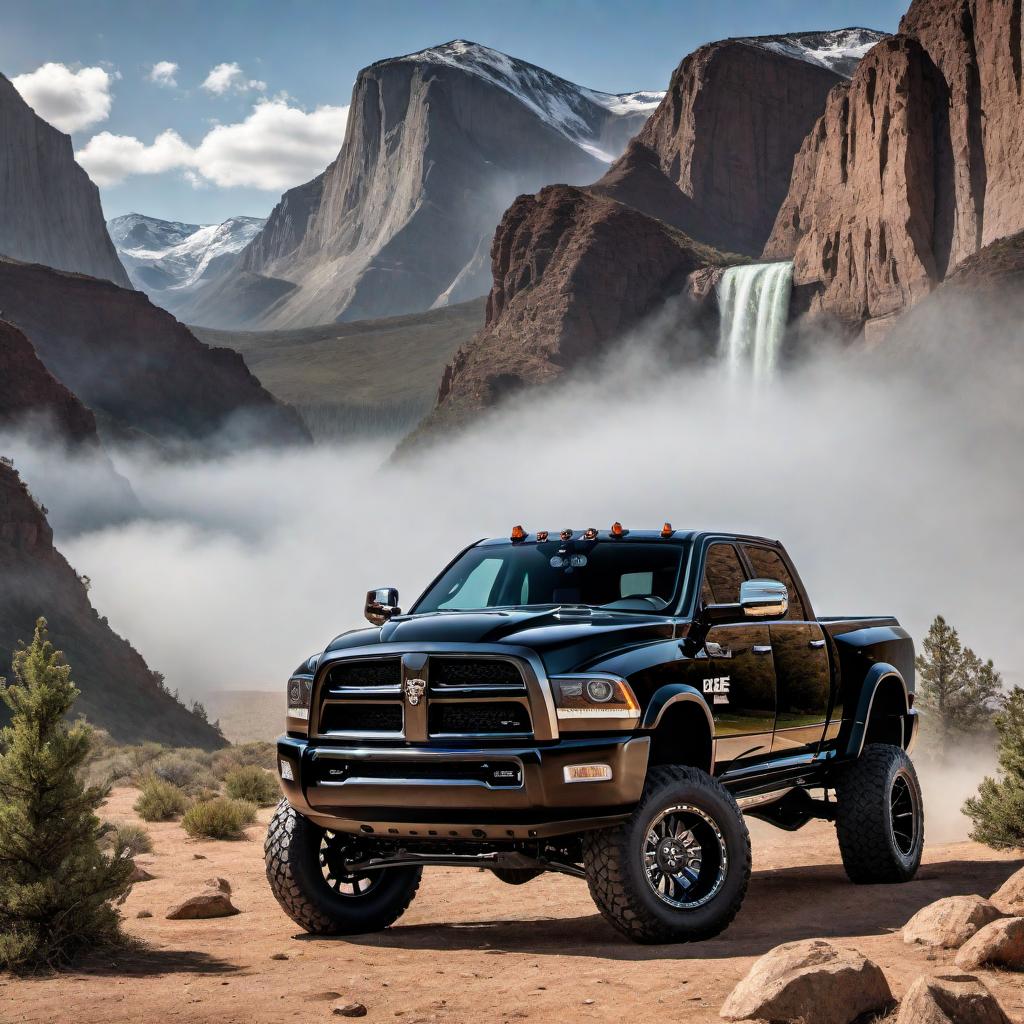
582 766 751 944
264 800 421 934
835 743 924 884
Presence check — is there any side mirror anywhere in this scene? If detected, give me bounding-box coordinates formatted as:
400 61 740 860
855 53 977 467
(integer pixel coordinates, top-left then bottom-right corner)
740 578 789 618
365 587 400 626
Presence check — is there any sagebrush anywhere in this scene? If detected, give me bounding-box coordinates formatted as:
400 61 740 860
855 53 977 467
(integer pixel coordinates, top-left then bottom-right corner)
134 776 189 822
182 797 257 840
223 765 279 805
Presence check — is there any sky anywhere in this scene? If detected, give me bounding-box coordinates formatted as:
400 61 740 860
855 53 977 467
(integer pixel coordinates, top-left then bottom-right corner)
1 0 908 225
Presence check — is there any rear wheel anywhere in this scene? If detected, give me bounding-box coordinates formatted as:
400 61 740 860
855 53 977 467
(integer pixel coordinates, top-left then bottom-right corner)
582 766 751 943
835 743 924 884
265 801 421 934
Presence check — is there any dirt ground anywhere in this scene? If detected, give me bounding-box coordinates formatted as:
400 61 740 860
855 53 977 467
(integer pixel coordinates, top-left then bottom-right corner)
3 785 1023 1024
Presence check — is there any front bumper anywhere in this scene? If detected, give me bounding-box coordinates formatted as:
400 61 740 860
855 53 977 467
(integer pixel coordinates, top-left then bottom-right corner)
276 734 650 840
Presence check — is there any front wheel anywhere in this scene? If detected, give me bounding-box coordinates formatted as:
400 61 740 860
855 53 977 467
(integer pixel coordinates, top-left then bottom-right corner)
835 743 924 884
582 766 751 944
264 801 421 934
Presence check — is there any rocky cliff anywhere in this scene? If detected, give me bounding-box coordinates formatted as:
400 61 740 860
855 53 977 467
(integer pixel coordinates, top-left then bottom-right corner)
0 73 129 287
0 257 308 447
764 0 1024 330
405 185 736 442
187 41 661 329
0 460 223 747
591 33 880 256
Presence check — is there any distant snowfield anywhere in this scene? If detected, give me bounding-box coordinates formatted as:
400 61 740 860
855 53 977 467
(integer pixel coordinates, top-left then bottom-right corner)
740 28 889 78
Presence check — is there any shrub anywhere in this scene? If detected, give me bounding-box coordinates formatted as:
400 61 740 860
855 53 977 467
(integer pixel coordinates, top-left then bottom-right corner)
211 741 276 780
223 765 279 806
148 749 212 793
110 822 153 857
182 797 257 840
134 776 189 822
965 687 1024 848
0 619 133 971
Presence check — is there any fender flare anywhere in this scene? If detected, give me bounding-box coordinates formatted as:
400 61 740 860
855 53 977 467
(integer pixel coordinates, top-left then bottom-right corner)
845 663 911 758
642 684 714 734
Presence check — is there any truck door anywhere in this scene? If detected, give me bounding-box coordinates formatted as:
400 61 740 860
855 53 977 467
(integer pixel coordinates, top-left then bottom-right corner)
741 544 831 756
699 542 776 771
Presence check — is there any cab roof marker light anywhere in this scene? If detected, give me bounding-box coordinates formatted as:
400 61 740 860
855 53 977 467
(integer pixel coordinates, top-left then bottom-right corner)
583 527 598 540
610 521 626 538
661 522 674 538
510 524 527 542
560 528 573 541
536 530 549 542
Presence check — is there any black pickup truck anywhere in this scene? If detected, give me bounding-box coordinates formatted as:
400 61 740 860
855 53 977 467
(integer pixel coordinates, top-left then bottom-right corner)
266 527 923 944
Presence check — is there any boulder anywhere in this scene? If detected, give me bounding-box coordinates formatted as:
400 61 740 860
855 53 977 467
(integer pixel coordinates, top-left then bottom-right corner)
332 1001 367 1018
991 867 1024 914
903 896 1004 948
165 891 239 920
956 917 1024 971
203 877 232 894
129 864 155 883
720 938 894 1024
895 973 1011 1024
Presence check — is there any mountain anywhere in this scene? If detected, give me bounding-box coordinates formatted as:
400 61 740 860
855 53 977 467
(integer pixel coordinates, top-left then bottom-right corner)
764 0 1024 333
108 213 266 315
0 459 223 748
0 73 129 287
402 186 739 447
194 297 485 440
0 257 309 448
590 30 886 256
183 40 662 329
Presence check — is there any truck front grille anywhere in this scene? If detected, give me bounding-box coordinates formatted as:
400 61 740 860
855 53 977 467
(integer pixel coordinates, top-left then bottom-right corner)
429 701 532 736
430 657 525 690
313 758 523 788
320 702 402 734
328 659 401 689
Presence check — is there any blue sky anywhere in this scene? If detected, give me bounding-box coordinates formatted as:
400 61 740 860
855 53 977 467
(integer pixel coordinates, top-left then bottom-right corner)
2 0 907 224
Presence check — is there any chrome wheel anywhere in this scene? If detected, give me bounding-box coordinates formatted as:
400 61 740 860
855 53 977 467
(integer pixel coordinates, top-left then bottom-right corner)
319 832 383 898
642 803 728 909
890 772 919 857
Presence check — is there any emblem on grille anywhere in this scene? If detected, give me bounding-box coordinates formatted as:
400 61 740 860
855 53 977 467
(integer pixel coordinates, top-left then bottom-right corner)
404 677 427 706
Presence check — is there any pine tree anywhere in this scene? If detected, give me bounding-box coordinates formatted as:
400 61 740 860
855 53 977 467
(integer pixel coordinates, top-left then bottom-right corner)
915 615 1002 753
964 687 1024 849
0 619 133 971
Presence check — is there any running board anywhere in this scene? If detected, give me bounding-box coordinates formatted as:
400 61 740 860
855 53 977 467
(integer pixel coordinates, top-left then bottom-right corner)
344 849 586 879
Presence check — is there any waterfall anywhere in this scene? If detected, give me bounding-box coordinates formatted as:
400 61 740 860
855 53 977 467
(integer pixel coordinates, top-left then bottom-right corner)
716 262 794 379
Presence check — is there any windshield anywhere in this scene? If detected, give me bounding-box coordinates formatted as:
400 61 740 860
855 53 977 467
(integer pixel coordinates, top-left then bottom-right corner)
414 540 689 614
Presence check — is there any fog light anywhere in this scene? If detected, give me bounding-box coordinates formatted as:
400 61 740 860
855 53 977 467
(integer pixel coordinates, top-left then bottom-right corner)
563 763 613 784
279 760 294 782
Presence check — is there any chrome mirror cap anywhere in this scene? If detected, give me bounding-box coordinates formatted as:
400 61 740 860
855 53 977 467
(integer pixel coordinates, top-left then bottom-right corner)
740 578 789 618
365 587 401 626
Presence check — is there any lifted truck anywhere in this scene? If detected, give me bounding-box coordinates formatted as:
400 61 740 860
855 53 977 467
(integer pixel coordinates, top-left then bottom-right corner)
266 526 923 944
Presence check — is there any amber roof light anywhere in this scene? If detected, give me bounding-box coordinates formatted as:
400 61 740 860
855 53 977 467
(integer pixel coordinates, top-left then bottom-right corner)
583 527 598 540
560 528 573 541
536 530 549 542
610 521 625 537
661 522 674 538
510 524 526 542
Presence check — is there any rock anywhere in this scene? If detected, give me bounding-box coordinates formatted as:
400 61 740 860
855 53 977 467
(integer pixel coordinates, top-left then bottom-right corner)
895 973 1011 1024
192 853 207 860
403 185 735 447
129 865 155 883
204 877 231 894
592 36 862 257
269 953 288 961
956 917 1024 970
332 1001 367 1018
165 891 239 920
136 910 153 919
0 73 129 286
991 866 1024 914
903 896 1005 948
720 938 894 1024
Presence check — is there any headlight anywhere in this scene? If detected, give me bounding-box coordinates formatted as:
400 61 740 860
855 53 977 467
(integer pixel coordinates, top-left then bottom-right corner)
287 677 313 724
551 674 640 729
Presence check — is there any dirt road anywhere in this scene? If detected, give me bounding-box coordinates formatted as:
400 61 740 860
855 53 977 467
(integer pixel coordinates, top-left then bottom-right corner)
3 786 1023 1023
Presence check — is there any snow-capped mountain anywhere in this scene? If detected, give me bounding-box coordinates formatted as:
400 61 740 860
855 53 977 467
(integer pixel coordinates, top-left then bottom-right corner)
739 28 888 78
108 213 266 299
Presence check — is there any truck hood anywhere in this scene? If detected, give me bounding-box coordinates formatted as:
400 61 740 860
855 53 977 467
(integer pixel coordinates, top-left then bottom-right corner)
326 607 679 675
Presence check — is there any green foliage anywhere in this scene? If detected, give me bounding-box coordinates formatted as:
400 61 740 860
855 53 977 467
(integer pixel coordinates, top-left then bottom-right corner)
181 797 257 840
109 822 153 858
147 749 211 793
223 765 279 806
133 776 189 822
211 740 276 780
965 687 1024 849
916 615 1002 752
0 619 133 972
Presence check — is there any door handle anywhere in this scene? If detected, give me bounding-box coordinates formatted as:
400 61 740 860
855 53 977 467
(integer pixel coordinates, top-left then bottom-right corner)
808 639 826 649
752 645 772 655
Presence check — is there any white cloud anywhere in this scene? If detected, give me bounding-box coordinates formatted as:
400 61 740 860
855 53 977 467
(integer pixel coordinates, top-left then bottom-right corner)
11 62 114 133
148 61 179 88
201 61 266 95
76 99 348 190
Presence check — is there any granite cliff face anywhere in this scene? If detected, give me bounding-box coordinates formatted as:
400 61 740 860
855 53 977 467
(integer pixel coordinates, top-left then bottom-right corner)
0 258 308 447
765 0 1024 330
0 460 223 747
406 185 735 441
592 34 880 256
188 41 661 329
0 73 129 287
